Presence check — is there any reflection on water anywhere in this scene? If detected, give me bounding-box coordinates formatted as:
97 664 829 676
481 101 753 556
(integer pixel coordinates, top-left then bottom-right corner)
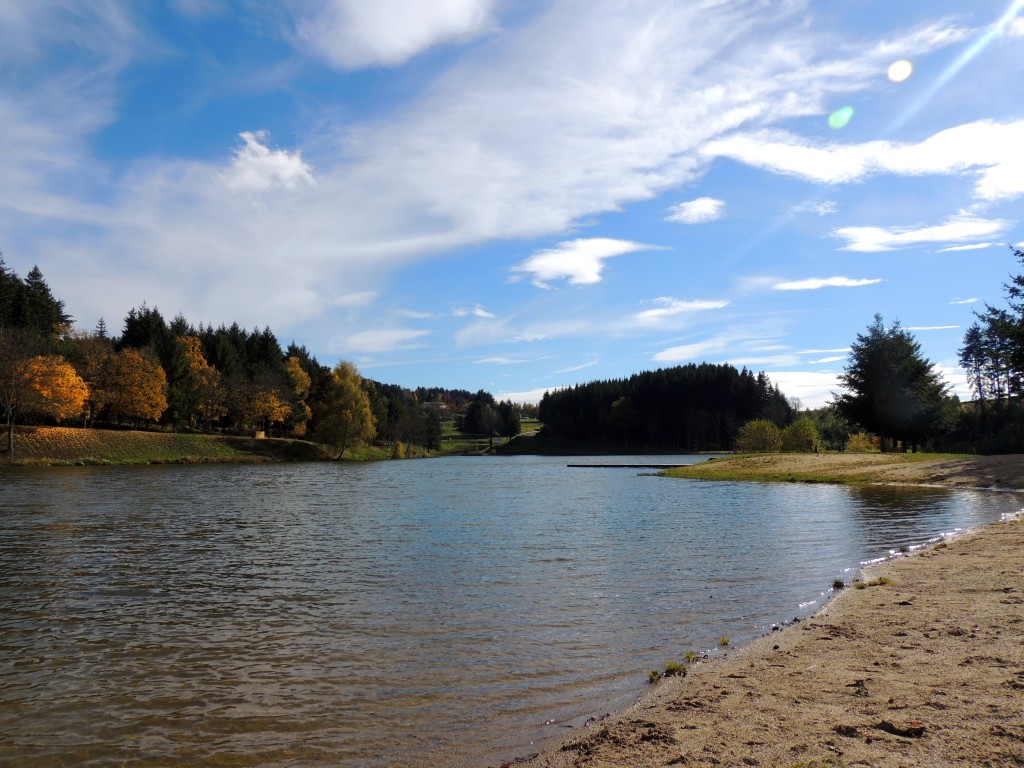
1 457 1021 767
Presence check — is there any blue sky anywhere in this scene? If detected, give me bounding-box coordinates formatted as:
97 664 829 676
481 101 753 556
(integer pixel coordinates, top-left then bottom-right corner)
3 1 1024 407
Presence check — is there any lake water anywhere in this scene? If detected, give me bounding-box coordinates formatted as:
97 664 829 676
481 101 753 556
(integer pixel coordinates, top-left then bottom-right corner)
2 456 1022 767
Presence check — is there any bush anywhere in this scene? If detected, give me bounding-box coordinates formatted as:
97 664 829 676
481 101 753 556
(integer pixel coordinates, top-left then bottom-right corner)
845 432 876 452
781 418 820 453
735 419 782 452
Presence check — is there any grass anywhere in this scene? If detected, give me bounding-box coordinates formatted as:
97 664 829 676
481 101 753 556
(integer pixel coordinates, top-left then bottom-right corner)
718 636 730 647
662 451 971 485
684 650 700 663
854 576 892 590
3 426 330 466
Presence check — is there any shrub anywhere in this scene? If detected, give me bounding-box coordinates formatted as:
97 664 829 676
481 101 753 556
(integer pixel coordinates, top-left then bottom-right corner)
845 432 876 452
781 418 821 453
735 419 782 452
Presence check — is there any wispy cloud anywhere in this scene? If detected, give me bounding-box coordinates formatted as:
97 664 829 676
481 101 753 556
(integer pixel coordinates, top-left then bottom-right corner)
949 297 979 305
476 356 529 365
906 325 960 331
833 214 1010 252
808 355 846 364
792 199 838 216
666 197 725 224
453 304 497 319
633 297 730 324
333 291 378 308
936 242 993 252
335 328 431 354
773 276 881 290
653 336 733 363
556 360 599 374
510 238 663 288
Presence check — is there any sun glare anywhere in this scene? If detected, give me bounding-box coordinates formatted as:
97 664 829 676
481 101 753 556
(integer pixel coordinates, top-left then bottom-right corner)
828 106 854 129
887 59 913 83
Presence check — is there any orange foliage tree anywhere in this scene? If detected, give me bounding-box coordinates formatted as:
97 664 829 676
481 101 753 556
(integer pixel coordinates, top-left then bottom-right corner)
23 355 90 421
104 348 168 424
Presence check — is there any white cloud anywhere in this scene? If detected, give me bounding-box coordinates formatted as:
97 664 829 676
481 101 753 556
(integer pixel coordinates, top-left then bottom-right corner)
773 276 881 290
336 328 431 353
221 132 315 193
333 291 378 308
704 119 1024 202
833 213 1010 252
949 297 979 305
937 243 993 252
808 355 846 364
454 304 497 319
556 360 599 374
666 196 725 224
762 371 843 409
633 297 730 324
510 238 662 288
906 325 960 331
476 356 528 365
1009 18 1024 38
292 0 496 69
792 199 838 216
493 386 561 405
653 336 732 363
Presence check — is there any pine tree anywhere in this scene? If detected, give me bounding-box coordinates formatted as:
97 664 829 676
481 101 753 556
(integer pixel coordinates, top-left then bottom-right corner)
834 315 949 452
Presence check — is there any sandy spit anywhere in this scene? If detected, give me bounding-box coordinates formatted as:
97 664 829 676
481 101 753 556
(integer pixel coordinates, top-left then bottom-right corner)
513 513 1024 768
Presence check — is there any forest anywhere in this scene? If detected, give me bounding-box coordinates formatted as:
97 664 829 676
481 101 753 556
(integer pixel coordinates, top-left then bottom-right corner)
0 258 512 460
538 364 793 451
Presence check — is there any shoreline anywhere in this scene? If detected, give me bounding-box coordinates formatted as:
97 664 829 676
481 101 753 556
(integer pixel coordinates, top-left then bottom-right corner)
514 510 1024 768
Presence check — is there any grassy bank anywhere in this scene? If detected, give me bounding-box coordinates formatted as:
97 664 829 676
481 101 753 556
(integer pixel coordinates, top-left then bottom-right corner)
662 451 976 485
3 426 331 466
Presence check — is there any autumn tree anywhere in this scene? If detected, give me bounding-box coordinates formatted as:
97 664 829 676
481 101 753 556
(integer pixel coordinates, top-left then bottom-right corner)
64 331 115 427
315 361 376 459
179 335 227 429
105 348 168 425
283 355 312 436
22 356 89 422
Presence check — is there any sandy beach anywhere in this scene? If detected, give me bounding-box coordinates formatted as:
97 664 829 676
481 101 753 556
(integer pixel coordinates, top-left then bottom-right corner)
516 456 1024 768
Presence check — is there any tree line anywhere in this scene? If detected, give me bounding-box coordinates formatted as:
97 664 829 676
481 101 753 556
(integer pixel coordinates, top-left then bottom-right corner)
0 258 500 460
537 363 794 451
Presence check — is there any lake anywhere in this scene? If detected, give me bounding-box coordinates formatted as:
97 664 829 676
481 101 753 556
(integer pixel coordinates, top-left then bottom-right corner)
2 456 1022 767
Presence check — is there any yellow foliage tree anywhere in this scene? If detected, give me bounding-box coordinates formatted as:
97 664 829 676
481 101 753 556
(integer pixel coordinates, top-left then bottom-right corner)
315 361 376 459
23 355 89 421
104 348 168 424
284 355 312 436
179 336 226 428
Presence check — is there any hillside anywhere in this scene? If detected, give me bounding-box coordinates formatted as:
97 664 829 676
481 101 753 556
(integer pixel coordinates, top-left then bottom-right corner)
3 426 330 466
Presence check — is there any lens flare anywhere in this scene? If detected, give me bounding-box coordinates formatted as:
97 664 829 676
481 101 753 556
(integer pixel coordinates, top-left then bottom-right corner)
828 106 854 129
887 59 913 82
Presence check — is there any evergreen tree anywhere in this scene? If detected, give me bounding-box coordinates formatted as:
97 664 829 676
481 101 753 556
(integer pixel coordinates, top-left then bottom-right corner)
833 315 949 452
16 266 71 337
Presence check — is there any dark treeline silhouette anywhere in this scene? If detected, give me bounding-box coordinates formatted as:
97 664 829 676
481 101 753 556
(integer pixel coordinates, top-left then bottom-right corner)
538 364 793 451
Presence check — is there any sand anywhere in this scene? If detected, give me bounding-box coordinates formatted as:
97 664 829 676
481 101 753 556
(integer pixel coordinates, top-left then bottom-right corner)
513 457 1024 768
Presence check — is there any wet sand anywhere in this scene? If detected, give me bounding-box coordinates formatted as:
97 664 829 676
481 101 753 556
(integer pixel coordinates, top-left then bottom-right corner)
515 457 1024 768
